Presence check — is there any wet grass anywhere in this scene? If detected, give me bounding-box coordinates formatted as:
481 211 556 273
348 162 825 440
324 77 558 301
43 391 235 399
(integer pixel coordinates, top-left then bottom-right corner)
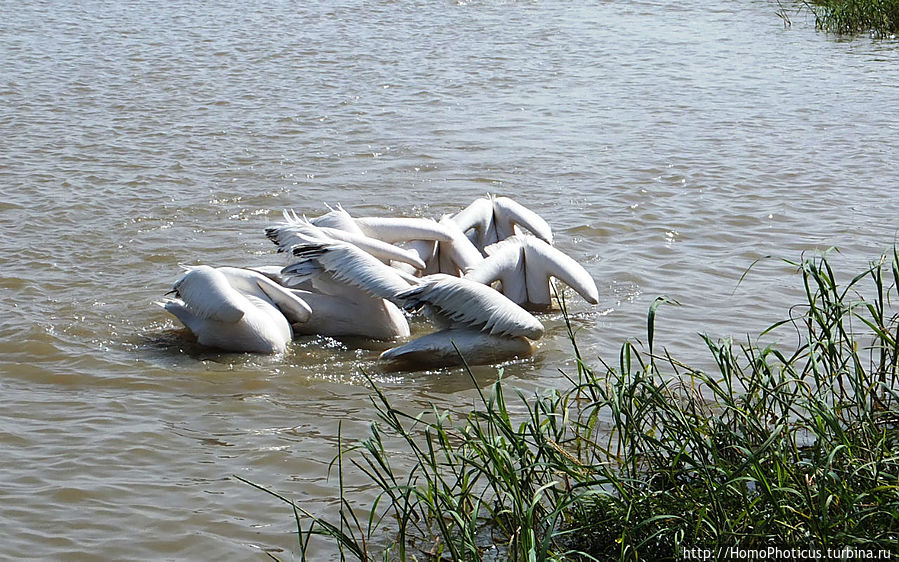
807 0 899 35
241 248 899 560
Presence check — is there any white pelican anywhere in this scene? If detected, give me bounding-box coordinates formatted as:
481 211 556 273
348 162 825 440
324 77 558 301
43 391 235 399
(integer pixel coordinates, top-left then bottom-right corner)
278 241 544 369
451 195 553 253
265 209 464 339
278 242 414 339
378 328 535 371
465 235 599 310
161 265 312 354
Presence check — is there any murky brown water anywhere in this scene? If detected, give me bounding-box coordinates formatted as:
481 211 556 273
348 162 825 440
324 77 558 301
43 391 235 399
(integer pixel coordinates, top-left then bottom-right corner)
2 0 898 558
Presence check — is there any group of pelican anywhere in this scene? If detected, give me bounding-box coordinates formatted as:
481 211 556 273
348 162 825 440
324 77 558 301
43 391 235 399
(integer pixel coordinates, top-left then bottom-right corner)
160 195 599 370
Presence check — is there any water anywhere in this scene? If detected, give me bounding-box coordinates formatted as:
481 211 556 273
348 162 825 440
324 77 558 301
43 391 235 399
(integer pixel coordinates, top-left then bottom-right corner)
1 0 898 558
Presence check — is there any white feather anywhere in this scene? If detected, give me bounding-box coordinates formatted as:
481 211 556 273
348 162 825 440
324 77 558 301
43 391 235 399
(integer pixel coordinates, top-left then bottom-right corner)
213 267 312 324
436 215 484 274
308 203 364 234
284 242 413 300
288 288 410 339
522 236 598 305
354 216 454 243
450 195 553 252
396 274 544 339
464 242 528 304
276 242 413 339
267 212 426 270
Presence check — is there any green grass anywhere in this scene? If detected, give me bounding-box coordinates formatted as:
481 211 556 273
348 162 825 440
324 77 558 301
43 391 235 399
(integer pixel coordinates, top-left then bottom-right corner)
241 248 899 560
807 0 899 35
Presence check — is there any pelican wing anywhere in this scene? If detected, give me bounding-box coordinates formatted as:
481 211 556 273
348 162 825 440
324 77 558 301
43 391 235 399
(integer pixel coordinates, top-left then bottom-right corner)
396 274 544 339
283 242 413 300
309 203 365 234
246 265 287 279
267 212 426 270
354 217 454 243
523 237 599 304
171 266 245 323
492 196 553 244
247 265 314 290
265 213 329 251
253 275 313 324
316 226 427 270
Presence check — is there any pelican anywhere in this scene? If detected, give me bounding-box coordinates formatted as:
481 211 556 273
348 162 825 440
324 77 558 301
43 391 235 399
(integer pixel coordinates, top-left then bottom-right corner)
378 328 535 371
465 235 599 310
278 242 415 339
267 216 417 339
156 196 595 368
265 210 467 339
278 241 544 369
161 265 312 354
380 274 545 370
451 195 553 253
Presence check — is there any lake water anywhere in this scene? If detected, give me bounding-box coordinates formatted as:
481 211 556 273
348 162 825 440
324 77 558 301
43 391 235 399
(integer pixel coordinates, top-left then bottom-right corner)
1 0 898 558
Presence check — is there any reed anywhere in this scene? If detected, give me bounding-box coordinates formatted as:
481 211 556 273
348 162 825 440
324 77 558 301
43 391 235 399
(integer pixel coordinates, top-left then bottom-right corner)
807 0 899 35
241 248 899 560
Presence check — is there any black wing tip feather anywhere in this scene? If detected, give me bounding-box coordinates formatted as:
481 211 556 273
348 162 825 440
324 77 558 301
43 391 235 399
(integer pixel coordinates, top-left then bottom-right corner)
290 243 329 258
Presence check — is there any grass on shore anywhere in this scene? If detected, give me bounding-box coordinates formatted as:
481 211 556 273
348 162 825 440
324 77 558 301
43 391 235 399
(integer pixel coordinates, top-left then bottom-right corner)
806 0 899 35
240 248 899 561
